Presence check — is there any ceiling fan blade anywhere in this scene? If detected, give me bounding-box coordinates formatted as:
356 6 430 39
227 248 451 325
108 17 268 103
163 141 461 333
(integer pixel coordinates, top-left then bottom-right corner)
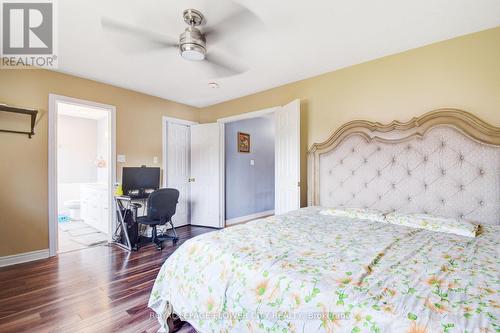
205 51 247 77
203 7 264 45
101 17 178 50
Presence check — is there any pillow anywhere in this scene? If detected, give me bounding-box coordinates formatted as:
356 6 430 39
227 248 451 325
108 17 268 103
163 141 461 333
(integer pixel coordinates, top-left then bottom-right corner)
384 212 478 237
319 207 387 223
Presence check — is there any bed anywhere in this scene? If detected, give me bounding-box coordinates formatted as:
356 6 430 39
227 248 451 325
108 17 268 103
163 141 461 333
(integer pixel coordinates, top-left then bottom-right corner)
149 109 500 333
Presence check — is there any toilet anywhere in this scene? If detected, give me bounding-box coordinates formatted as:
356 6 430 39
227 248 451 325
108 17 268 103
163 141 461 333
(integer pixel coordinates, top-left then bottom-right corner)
64 200 81 220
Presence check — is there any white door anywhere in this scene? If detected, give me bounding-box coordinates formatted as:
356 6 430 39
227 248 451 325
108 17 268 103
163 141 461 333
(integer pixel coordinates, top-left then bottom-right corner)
190 123 221 228
166 122 190 227
275 99 301 214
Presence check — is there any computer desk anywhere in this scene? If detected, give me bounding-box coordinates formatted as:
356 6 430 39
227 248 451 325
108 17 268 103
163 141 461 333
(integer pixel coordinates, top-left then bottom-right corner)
113 196 135 251
113 195 149 251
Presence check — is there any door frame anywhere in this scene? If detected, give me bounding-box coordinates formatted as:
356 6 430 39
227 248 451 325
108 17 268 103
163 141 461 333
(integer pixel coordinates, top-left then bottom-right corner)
216 106 279 227
48 94 116 257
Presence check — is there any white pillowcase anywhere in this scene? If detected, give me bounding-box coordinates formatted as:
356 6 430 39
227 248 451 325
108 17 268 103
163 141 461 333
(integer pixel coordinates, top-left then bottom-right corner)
319 207 387 223
384 212 479 237
319 208 479 237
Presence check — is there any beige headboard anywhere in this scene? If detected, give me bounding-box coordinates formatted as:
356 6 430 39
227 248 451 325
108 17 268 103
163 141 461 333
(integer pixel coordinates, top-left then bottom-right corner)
308 109 500 225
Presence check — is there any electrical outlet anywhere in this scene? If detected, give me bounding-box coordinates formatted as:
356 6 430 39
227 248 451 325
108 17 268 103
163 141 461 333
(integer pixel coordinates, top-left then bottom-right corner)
250 159 255 166
117 155 126 163
153 156 158 164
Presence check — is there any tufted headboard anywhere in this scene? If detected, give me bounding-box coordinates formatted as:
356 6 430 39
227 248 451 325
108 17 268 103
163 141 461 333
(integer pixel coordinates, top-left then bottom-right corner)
308 109 500 225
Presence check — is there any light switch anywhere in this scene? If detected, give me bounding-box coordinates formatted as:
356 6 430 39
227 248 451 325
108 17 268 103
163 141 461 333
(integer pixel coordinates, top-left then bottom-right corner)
250 159 255 166
117 155 126 163
153 156 158 164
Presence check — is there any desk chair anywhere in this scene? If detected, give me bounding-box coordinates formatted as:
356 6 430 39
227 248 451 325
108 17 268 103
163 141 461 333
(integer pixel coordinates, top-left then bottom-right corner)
137 188 179 250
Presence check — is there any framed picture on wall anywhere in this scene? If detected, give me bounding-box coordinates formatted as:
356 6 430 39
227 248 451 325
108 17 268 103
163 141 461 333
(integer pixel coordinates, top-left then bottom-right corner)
238 132 250 153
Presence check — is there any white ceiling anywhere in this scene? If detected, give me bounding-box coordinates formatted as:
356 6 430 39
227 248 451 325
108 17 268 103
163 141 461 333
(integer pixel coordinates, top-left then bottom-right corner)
57 0 500 107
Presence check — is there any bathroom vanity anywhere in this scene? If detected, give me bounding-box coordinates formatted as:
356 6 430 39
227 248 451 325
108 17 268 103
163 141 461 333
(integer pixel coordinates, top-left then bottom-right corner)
80 183 109 234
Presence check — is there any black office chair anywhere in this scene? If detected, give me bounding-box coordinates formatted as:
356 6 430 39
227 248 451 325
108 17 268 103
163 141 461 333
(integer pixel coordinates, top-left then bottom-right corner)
137 188 179 250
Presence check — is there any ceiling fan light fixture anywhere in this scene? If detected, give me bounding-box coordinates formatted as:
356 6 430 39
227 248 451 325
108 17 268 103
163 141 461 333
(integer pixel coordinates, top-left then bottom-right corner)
179 26 206 61
180 43 206 61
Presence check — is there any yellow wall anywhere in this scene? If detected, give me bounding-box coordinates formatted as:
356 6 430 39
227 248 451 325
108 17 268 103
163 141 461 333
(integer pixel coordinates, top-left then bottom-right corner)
1 27 499 257
0 70 198 256
200 27 500 207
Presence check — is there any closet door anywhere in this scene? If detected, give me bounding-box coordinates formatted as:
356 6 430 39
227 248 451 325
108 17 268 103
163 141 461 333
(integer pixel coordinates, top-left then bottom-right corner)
275 99 301 214
190 123 221 228
166 122 191 227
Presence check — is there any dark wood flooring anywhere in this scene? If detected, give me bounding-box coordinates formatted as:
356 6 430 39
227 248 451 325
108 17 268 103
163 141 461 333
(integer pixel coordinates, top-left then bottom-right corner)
0 225 215 333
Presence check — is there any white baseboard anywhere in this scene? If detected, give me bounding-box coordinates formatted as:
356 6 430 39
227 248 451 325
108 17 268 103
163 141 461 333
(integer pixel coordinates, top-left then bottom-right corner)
225 210 274 226
0 249 49 268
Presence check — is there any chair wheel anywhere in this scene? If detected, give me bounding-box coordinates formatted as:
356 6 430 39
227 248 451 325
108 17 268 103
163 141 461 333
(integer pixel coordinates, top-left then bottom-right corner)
156 240 164 249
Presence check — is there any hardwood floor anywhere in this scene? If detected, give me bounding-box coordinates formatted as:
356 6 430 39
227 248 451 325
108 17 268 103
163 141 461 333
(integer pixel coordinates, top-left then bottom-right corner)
0 225 215 333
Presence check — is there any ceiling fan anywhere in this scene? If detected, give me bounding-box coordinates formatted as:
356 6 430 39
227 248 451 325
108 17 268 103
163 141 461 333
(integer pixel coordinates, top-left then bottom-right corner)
101 6 263 77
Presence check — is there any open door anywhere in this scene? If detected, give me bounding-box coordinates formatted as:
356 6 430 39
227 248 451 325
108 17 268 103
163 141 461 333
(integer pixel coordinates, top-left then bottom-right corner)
190 123 221 228
275 99 301 214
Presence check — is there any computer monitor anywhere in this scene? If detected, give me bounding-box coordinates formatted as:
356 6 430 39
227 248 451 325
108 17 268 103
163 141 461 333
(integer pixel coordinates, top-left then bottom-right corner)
122 167 160 198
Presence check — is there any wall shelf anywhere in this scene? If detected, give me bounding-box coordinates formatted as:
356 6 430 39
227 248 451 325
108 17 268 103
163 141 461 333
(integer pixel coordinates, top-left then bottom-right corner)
0 104 38 138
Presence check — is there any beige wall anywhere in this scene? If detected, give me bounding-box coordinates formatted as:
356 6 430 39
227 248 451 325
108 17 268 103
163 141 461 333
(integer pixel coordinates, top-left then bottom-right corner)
200 27 500 208
0 70 198 256
1 27 499 257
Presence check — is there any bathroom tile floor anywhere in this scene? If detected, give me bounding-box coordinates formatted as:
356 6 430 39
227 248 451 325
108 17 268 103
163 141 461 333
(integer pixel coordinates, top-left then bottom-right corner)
58 220 108 253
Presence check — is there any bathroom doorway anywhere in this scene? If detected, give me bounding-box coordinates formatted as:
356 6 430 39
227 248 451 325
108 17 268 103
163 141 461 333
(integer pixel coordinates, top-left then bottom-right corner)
48 95 116 255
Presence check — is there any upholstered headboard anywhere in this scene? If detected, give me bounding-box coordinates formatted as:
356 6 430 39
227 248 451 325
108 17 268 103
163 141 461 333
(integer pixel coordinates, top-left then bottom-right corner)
308 109 500 225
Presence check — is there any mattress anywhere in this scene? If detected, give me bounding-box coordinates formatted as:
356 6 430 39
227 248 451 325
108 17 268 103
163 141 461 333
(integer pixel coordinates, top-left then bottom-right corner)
149 207 499 332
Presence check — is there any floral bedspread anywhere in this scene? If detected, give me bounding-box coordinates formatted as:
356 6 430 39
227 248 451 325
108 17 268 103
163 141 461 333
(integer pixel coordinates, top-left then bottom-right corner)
149 207 499 333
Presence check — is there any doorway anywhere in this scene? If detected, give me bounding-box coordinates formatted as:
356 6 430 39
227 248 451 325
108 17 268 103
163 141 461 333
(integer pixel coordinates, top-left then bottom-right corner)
161 99 300 229
223 114 275 225
48 95 116 256
218 99 301 226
